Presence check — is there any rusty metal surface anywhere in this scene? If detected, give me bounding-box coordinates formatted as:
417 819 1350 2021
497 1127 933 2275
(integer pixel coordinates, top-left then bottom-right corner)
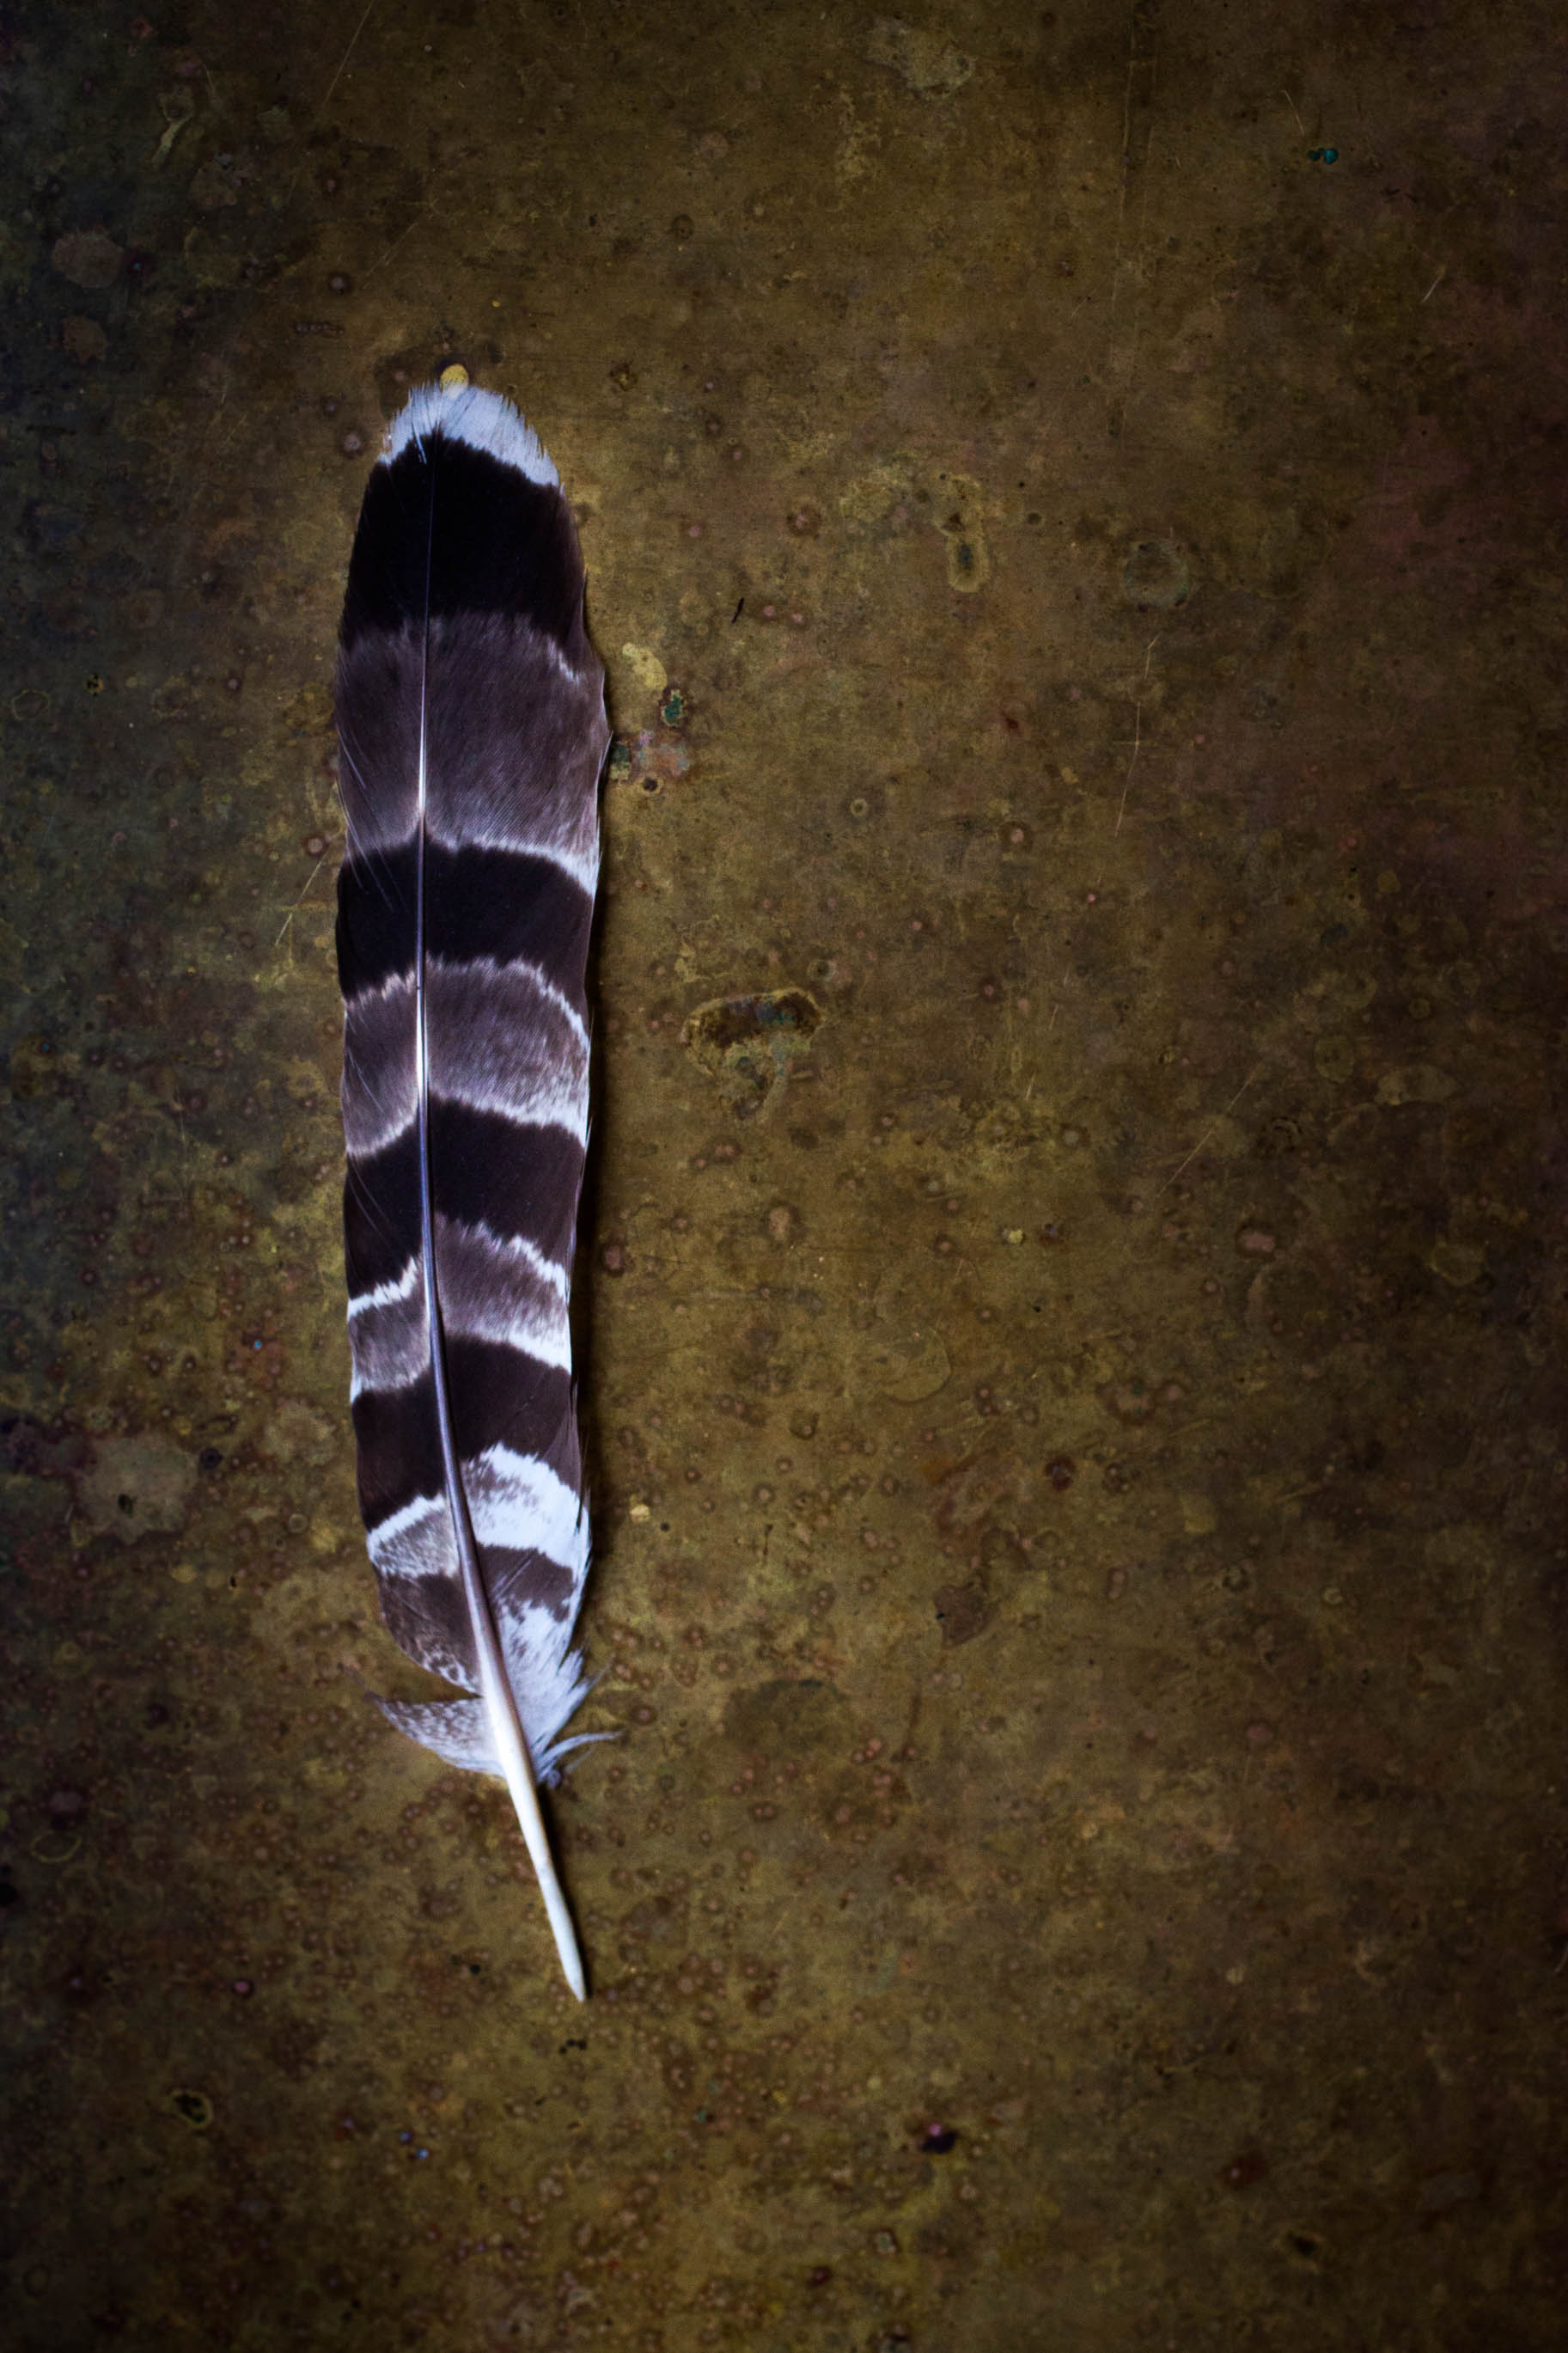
3 3 1566 2346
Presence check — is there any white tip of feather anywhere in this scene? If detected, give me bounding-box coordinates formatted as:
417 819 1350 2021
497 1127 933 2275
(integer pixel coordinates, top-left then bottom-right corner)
382 380 560 488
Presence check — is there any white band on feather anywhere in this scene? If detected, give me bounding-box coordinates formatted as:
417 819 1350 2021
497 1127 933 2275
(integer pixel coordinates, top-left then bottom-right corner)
346 1253 421 1322
367 1445 589 1578
383 382 561 488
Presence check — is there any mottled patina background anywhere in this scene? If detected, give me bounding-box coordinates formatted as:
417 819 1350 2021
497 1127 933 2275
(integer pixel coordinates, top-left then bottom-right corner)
3 1 1566 2346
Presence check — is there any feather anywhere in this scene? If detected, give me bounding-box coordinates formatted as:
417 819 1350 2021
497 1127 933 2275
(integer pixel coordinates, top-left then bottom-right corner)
333 370 609 2000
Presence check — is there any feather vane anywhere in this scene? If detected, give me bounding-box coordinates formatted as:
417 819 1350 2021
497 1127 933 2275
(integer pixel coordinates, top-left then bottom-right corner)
334 376 608 1999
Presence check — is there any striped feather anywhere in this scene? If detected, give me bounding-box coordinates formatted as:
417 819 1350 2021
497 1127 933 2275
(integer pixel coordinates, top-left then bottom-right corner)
334 373 609 2000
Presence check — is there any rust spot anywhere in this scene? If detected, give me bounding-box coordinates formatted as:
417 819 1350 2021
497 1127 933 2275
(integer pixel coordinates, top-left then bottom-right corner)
682 989 822 1120
932 1577 992 1647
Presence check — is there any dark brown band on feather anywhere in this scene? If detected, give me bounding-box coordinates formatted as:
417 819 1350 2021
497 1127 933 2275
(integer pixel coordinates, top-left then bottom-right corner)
340 432 590 658
338 839 594 1001
351 1342 579 1531
345 1109 586 1298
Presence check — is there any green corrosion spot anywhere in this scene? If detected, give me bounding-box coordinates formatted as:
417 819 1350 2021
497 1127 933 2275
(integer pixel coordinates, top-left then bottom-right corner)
681 987 823 1119
660 687 686 727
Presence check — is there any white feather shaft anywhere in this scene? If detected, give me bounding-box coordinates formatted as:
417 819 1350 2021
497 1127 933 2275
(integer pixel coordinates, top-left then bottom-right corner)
410 518 586 2002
